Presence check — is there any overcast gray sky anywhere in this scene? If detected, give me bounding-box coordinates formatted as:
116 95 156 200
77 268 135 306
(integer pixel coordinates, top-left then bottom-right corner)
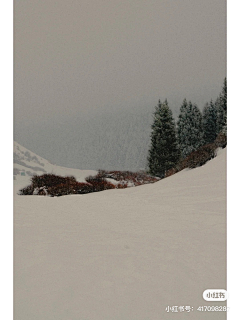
14 0 226 167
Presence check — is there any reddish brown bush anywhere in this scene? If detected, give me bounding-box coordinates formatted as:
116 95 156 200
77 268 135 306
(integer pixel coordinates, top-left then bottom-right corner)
19 169 159 196
46 181 94 196
30 174 76 189
19 173 116 196
95 170 159 186
179 143 216 169
85 176 116 192
165 167 178 178
214 132 227 148
19 184 34 195
116 182 128 189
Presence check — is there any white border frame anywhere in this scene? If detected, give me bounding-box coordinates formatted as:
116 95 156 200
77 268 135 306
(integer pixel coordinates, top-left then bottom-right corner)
1 0 238 319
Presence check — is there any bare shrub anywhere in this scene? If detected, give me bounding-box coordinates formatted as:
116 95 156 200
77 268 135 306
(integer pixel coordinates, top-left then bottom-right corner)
165 167 178 178
94 170 159 186
85 176 115 192
31 174 76 189
19 185 34 195
20 173 116 197
214 132 227 148
116 182 128 189
179 143 216 169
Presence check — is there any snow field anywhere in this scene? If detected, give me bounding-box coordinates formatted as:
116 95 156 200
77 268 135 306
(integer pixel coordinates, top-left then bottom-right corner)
14 149 227 320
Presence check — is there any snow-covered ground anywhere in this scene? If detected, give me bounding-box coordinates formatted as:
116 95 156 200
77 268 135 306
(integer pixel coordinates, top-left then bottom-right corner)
14 148 227 320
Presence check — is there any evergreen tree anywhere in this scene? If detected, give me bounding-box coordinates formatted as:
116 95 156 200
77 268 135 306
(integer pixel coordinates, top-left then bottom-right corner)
220 77 227 113
202 100 218 144
215 96 226 134
148 99 179 178
177 99 203 158
216 78 227 134
177 98 188 157
191 102 204 149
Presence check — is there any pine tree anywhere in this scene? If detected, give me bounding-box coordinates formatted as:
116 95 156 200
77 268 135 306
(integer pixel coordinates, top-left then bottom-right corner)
215 96 226 134
177 100 203 158
148 99 179 178
191 102 204 149
220 77 227 113
202 100 218 144
216 78 227 134
176 98 188 157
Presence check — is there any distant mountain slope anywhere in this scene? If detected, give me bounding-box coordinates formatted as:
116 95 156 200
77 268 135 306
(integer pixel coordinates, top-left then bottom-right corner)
14 141 52 177
14 141 97 183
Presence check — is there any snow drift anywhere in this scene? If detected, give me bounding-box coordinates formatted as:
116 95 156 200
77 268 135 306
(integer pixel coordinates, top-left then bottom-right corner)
14 148 227 320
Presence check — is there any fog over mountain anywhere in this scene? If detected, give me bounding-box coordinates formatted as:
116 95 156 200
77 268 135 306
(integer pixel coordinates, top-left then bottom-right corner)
15 107 155 171
14 141 97 182
14 93 223 171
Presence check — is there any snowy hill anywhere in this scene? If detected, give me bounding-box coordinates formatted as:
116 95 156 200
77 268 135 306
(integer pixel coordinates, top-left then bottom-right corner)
14 141 53 176
14 148 226 320
14 141 97 187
